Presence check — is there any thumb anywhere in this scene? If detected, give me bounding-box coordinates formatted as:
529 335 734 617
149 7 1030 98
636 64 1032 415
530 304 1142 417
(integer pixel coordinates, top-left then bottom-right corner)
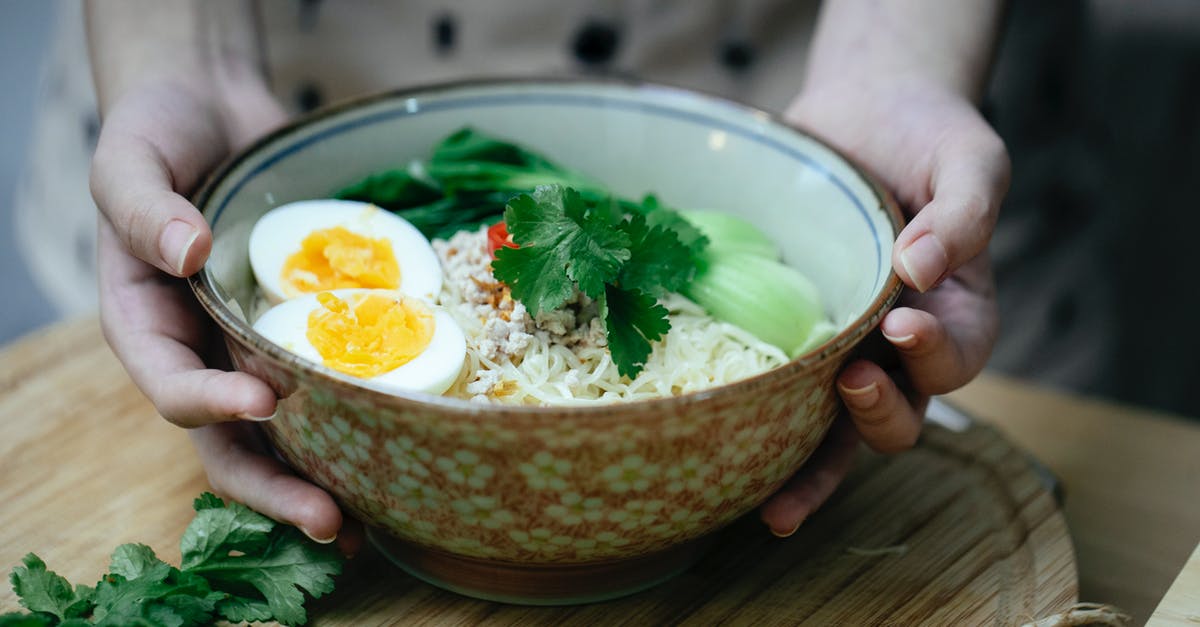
89 131 213 277
893 128 1010 292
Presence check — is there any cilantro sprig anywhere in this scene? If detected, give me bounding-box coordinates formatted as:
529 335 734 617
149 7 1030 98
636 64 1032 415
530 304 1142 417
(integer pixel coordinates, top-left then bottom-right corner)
1 494 342 627
492 185 701 378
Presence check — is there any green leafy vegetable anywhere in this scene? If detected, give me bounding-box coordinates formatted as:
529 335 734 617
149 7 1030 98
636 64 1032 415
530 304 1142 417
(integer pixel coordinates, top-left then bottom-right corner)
493 185 699 378
600 285 671 378
493 186 631 311
3 494 342 627
682 251 833 358
335 127 604 240
334 165 442 209
627 194 710 257
681 210 780 259
8 556 93 622
617 212 696 298
430 126 561 170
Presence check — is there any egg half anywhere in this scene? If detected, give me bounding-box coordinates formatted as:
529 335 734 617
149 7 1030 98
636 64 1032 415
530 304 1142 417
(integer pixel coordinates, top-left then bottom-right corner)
249 199 443 304
253 288 466 396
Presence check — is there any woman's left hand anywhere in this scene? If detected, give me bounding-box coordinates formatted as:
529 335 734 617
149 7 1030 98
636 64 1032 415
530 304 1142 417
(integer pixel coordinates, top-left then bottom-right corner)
760 79 1009 536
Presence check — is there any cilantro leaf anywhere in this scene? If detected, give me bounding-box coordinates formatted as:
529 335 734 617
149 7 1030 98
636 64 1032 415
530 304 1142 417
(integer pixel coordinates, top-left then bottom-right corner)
90 566 218 627
180 497 275 570
191 526 341 627
5 493 342 627
490 245 575 315
601 285 671 379
0 613 57 627
617 213 696 298
493 185 631 311
631 194 709 256
191 493 225 511
107 545 167 581
9 555 94 621
214 595 273 624
179 497 340 627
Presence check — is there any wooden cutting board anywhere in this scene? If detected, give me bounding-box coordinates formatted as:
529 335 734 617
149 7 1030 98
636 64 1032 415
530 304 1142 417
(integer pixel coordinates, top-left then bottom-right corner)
0 319 1077 625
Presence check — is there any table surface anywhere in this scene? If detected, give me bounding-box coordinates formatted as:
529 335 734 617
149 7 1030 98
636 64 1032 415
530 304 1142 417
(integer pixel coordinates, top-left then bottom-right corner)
2 318 1198 625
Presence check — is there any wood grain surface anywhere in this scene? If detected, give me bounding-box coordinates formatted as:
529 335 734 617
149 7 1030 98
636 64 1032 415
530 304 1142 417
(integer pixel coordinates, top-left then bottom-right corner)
1150 542 1200 626
1 319 1079 625
947 375 1200 625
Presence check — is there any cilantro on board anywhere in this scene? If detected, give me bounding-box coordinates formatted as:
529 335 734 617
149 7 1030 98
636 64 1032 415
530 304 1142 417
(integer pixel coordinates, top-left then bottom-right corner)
492 184 700 378
2 493 342 627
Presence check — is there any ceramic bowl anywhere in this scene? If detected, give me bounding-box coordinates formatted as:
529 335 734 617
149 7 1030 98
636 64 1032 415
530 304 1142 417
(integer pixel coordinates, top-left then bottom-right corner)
189 79 904 604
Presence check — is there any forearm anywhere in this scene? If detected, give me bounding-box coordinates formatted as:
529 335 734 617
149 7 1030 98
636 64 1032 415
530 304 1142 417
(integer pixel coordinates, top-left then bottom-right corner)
85 0 280 138
803 0 1006 102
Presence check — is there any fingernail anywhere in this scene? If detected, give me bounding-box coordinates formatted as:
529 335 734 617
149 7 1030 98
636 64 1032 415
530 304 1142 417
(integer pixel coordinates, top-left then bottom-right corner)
771 520 803 538
300 526 337 544
882 331 917 349
839 381 880 409
236 411 274 422
899 232 948 293
161 220 200 275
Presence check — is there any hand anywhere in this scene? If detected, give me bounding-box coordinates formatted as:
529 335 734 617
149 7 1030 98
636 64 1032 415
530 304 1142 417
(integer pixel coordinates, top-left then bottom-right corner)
91 81 361 553
759 79 1009 536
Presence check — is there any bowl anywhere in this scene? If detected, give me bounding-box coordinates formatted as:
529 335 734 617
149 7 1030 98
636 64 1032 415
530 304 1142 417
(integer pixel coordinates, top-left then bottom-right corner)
189 79 904 604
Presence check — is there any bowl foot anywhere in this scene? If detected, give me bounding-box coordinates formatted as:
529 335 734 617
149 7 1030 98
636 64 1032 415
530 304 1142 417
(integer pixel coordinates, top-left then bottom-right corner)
367 529 714 605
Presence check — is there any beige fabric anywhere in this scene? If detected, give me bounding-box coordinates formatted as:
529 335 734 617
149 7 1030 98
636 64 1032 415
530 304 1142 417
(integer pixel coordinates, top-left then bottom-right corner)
258 0 818 114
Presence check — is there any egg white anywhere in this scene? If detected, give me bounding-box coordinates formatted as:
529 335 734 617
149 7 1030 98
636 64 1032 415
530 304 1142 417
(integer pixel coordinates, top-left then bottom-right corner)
252 288 466 396
248 199 443 305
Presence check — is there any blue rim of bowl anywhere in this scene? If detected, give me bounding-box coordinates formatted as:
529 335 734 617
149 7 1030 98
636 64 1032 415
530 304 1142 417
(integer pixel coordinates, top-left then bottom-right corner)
189 77 905 418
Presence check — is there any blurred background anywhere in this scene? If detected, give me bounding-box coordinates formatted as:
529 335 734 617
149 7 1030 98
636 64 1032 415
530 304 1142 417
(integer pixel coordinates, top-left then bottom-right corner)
1 0 1197 418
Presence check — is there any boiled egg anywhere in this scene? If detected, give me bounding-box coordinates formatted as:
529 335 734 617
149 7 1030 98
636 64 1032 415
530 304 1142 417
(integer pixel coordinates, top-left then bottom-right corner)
249 199 442 304
253 288 466 396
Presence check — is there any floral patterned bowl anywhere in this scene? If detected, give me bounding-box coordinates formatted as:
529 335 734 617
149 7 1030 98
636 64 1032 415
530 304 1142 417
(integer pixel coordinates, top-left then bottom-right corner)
189 79 904 604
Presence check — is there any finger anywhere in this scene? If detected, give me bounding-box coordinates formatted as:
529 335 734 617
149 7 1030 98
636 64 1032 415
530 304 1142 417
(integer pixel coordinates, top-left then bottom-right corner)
98 220 277 426
190 423 357 552
759 420 859 537
90 128 213 277
879 307 969 397
889 255 999 397
893 128 1010 292
837 360 925 454
148 368 277 427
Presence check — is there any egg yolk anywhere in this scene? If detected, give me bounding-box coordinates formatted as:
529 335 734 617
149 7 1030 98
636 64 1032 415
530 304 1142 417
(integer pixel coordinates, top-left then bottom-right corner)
281 227 400 297
307 292 434 378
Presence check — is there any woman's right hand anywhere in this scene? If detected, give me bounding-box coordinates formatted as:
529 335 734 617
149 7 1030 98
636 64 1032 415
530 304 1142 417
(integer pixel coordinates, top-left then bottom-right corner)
89 76 359 553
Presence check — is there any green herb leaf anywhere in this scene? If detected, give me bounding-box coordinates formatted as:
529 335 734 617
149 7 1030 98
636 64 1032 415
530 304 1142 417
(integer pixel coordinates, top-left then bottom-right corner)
193 526 340 627
601 285 671 379
178 496 340 626
617 213 696 298
107 545 168 582
0 612 57 626
179 496 275 571
214 595 273 624
9 555 94 621
493 185 632 311
191 493 224 511
629 194 709 256
5 493 342 627
90 566 218 627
